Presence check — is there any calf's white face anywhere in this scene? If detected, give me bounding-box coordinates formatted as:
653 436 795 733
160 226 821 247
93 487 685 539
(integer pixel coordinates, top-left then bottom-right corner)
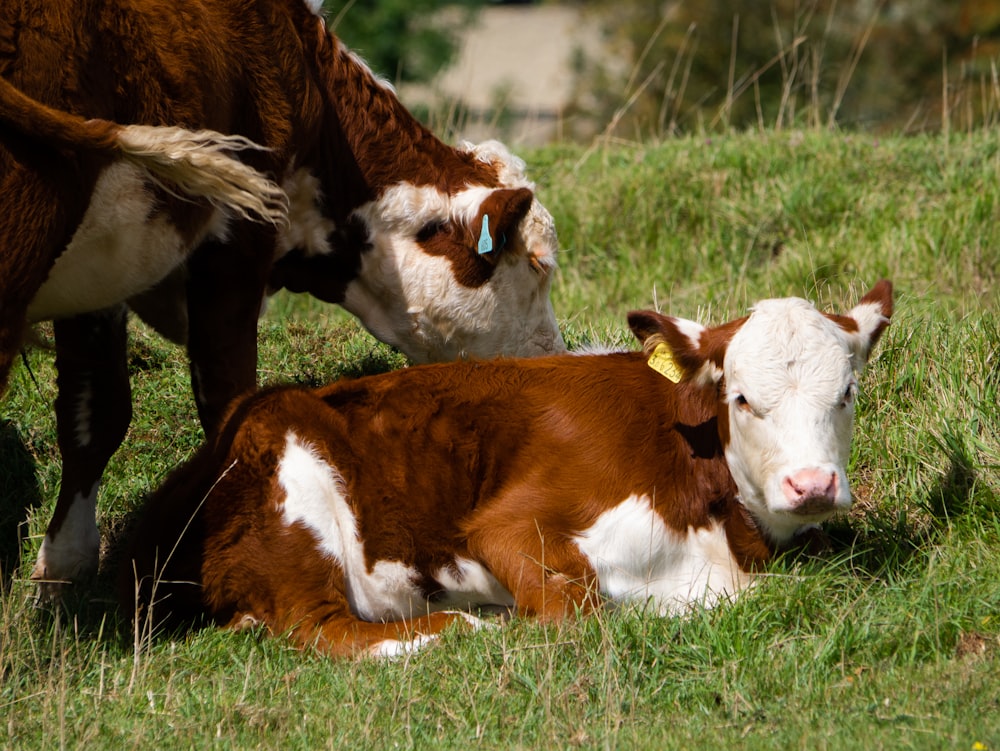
647 282 892 544
722 298 870 542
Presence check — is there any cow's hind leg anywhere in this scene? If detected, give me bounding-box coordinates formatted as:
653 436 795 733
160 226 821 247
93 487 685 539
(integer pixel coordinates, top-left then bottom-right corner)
32 306 131 593
269 603 482 659
185 227 273 435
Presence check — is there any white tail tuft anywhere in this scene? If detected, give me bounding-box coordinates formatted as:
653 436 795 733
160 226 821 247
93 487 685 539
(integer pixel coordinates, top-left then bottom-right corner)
115 125 289 226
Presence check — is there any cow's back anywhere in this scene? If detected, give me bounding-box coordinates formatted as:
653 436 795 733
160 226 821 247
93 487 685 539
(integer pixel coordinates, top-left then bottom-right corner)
307 353 735 557
0 0 316 152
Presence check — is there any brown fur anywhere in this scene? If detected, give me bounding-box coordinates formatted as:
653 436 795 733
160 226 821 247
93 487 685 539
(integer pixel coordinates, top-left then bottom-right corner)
3 0 551 585
121 314 779 657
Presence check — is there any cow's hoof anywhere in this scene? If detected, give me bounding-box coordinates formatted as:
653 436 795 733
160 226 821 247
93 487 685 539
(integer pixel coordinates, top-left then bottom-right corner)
366 633 439 659
30 537 99 600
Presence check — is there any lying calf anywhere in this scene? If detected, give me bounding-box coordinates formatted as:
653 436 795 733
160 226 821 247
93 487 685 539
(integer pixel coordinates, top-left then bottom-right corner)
120 281 892 657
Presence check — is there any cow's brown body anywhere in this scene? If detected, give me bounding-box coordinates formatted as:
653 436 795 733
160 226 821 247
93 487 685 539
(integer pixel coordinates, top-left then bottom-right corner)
1 0 563 588
122 283 893 658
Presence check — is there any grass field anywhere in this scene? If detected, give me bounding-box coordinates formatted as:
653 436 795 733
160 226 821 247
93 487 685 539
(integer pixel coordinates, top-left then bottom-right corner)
2 130 999 749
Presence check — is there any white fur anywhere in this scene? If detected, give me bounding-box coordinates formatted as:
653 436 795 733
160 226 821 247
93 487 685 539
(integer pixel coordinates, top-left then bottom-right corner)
28 164 187 320
276 433 515 620
573 495 751 614
114 124 287 225
721 298 865 542
667 316 723 386
28 122 285 321
277 432 421 621
276 168 336 257
460 140 531 188
31 484 101 585
367 634 438 658
432 558 514 610
74 384 93 448
340 47 395 93
345 180 563 362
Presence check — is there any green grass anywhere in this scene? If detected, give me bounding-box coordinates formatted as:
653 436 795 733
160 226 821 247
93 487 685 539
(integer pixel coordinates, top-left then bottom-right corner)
2 130 999 749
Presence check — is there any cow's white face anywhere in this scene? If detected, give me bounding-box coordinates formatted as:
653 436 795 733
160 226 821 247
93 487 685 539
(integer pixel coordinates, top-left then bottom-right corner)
273 141 565 363
346 180 564 363
721 298 871 542
630 282 892 544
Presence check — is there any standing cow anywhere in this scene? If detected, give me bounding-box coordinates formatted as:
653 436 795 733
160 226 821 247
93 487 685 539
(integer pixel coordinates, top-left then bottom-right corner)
121 282 892 658
0 0 565 589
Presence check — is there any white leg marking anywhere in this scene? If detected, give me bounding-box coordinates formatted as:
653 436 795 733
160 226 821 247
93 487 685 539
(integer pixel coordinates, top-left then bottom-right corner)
366 634 439 659
74 385 93 448
32 483 101 585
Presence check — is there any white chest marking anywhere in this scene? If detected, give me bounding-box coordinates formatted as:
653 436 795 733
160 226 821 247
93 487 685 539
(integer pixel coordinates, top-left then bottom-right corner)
573 495 752 614
28 163 225 322
276 433 512 621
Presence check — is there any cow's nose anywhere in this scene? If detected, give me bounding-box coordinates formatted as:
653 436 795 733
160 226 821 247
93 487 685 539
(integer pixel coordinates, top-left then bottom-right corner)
782 468 838 512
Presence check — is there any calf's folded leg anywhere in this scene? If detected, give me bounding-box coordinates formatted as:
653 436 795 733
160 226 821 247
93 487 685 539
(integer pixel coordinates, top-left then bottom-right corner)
464 490 600 622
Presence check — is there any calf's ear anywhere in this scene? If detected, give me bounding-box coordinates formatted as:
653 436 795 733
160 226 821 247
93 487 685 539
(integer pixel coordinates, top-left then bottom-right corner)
472 187 534 260
627 310 710 385
829 279 893 369
628 310 748 388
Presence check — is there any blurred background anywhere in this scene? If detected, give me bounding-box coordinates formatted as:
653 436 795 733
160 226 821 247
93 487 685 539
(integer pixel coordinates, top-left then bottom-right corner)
323 0 1000 145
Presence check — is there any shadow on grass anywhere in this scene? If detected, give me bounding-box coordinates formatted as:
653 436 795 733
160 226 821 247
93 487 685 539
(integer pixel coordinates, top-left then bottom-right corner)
809 426 997 579
27 502 150 649
0 420 42 593
0 420 134 644
926 426 996 522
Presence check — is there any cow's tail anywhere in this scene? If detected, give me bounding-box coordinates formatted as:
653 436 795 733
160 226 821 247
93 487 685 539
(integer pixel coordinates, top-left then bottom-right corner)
113 126 288 225
0 76 287 226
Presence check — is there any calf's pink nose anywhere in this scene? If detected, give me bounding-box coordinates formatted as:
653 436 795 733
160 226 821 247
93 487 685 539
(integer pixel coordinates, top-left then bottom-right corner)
782 468 838 507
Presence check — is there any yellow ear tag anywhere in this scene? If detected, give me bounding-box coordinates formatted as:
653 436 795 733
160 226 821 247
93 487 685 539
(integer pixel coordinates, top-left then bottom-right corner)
647 343 684 383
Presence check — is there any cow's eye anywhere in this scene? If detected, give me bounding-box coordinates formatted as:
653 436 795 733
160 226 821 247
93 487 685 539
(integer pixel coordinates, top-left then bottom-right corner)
840 382 857 408
416 221 445 242
734 393 752 412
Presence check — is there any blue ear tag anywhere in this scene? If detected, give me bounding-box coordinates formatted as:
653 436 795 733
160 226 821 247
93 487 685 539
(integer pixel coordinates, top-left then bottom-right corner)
477 214 493 254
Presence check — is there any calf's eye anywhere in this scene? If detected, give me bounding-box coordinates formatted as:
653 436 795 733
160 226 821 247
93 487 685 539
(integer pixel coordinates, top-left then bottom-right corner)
840 383 857 408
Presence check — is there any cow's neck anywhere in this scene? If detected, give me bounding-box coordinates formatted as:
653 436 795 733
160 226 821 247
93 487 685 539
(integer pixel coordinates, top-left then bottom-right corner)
312 27 495 215
723 501 775 570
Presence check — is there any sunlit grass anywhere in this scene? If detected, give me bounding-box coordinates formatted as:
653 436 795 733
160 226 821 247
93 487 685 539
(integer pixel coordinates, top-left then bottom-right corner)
2 131 999 749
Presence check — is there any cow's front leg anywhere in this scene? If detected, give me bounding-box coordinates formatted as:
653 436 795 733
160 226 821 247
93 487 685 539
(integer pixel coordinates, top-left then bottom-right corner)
32 306 131 592
185 232 272 436
465 495 601 622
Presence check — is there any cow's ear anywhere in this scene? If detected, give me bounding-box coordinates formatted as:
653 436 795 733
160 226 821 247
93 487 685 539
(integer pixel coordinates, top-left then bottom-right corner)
472 187 533 260
628 310 712 385
629 310 748 387
829 279 893 369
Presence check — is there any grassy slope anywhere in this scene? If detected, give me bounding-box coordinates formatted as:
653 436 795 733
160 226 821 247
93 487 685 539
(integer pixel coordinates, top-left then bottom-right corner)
2 131 998 749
